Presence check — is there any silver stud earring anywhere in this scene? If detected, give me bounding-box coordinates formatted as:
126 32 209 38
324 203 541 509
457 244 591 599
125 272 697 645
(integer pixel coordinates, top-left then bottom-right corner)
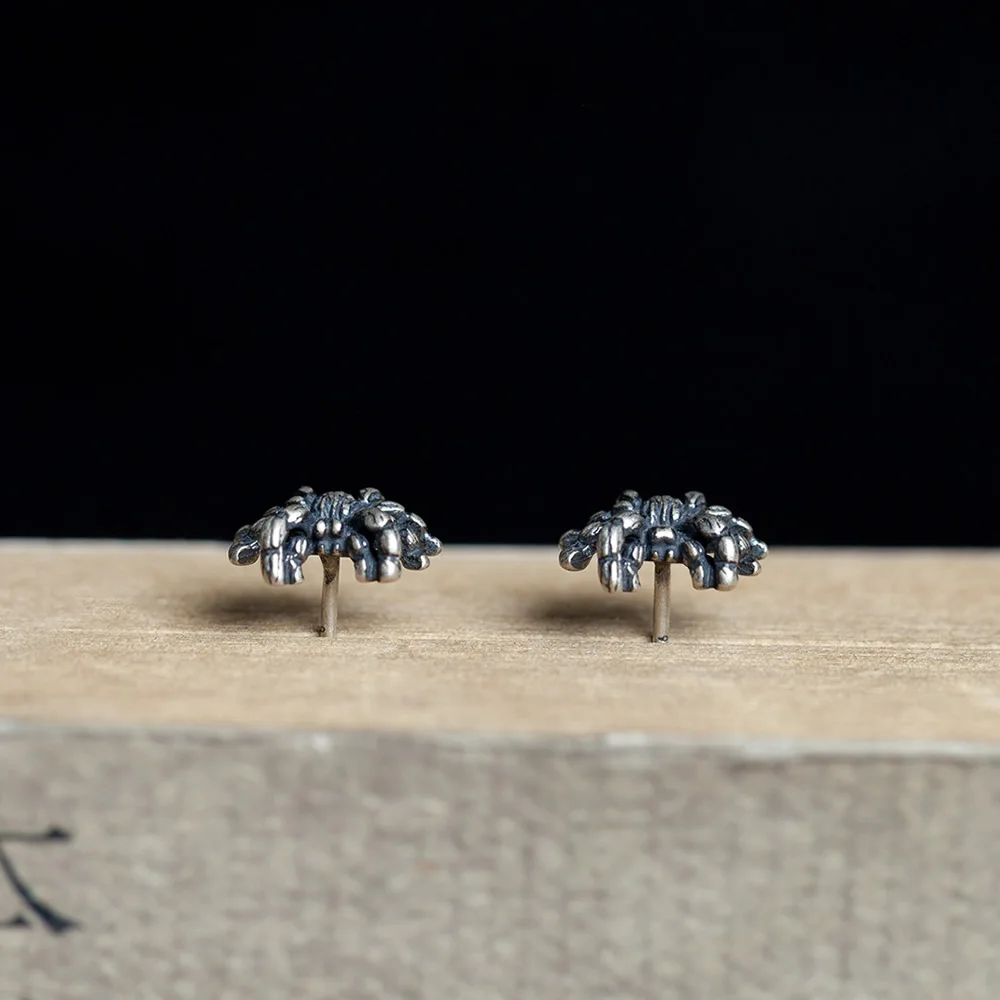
228 486 442 637
558 490 767 642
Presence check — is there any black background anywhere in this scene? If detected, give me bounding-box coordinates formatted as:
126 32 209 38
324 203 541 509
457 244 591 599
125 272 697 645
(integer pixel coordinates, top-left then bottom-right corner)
4 7 998 545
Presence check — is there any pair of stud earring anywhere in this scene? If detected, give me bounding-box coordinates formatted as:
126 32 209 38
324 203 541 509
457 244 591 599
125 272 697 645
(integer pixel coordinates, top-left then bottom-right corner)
228 486 768 642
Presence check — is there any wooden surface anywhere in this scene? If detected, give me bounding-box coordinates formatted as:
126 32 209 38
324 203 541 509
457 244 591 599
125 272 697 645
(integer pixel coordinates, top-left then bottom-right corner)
4 543 1000 998
1 541 999 739
7 728 1000 1000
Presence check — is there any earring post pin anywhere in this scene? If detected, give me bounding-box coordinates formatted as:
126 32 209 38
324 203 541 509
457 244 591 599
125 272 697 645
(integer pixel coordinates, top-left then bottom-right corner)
652 561 670 643
319 553 340 637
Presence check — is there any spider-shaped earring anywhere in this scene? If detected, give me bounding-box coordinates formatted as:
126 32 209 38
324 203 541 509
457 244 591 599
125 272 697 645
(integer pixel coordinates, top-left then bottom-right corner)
558 490 767 642
228 486 442 637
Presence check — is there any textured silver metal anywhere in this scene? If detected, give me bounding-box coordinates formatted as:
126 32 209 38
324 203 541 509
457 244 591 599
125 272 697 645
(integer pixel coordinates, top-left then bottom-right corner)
559 491 767 641
229 487 442 636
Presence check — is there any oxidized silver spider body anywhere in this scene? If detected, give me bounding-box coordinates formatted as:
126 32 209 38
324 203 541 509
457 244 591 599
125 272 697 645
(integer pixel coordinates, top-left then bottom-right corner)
229 486 442 586
559 490 767 594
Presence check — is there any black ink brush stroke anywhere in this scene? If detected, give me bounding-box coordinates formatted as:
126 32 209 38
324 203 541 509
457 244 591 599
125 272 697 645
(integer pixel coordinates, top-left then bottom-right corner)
0 827 79 933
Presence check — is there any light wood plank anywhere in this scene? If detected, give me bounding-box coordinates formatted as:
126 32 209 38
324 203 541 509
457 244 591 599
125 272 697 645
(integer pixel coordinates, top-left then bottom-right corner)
1 542 998 739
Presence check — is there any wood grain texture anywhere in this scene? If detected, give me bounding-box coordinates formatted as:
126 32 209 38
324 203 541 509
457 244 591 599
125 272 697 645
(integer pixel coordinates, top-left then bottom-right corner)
5 728 1000 1000
1 542 999 739
3 543 1000 998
